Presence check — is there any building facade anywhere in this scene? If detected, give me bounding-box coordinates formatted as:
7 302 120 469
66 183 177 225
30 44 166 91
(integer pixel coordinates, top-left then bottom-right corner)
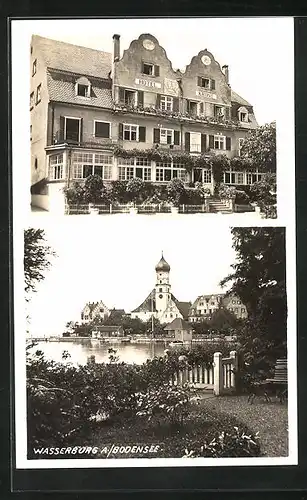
188 293 248 322
30 33 260 212
80 300 110 324
130 254 191 324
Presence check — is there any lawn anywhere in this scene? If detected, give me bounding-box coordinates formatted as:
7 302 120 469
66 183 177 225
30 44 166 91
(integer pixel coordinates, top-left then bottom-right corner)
202 394 288 457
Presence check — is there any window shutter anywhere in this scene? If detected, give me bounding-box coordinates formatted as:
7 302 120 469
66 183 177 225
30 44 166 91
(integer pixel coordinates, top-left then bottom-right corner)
139 126 146 142
119 123 123 139
119 87 125 103
197 76 202 87
174 130 180 145
209 135 214 149
226 137 232 150
79 118 83 144
153 128 160 143
154 65 160 77
199 102 204 114
138 91 144 107
156 94 161 108
173 97 179 112
211 79 216 90
59 116 65 141
201 134 206 153
185 99 190 113
95 121 110 138
225 107 230 119
185 132 190 152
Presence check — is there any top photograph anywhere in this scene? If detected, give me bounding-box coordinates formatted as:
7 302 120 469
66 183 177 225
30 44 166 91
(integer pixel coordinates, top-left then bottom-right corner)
27 19 291 218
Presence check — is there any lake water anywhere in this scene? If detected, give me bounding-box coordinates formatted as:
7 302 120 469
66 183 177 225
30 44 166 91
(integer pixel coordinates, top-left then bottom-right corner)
29 338 169 365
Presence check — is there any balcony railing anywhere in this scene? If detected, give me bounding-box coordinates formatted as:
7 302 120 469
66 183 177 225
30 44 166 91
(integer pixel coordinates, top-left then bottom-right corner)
113 102 243 128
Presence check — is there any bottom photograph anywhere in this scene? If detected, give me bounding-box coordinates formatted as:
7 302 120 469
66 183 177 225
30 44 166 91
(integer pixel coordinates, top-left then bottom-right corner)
20 220 289 464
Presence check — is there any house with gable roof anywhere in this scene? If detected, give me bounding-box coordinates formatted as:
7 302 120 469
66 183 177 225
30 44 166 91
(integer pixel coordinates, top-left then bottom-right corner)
30 32 261 212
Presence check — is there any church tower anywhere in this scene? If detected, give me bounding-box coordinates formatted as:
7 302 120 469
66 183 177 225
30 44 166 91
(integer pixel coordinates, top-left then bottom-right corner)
155 253 171 315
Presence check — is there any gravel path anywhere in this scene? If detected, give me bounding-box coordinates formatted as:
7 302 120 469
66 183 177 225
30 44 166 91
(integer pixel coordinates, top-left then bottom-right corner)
202 394 288 457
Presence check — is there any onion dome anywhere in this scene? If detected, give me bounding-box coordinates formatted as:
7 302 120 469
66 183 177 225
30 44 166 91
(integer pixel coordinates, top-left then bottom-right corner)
155 254 170 272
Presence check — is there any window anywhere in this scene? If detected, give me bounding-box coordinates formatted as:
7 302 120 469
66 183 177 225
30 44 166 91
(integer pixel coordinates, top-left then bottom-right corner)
34 158 38 170
118 157 151 181
65 117 81 142
188 101 198 116
30 92 34 110
190 132 201 152
198 77 215 90
36 84 41 104
142 63 154 75
30 125 32 141
214 105 224 118
214 135 226 150
72 152 112 180
123 124 138 141
142 63 159 76
203 169 211 183
94 121 110 138
124 89 137 106
159 288 162 292
77 83 90 97
160 128 174 145
160 95 173 111
48 154 64 180
238 138 244 156
239 112 248 122
155 161 187 182
32 59 37 76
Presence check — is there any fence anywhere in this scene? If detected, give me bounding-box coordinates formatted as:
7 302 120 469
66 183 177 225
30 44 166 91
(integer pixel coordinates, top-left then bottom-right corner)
170 350 238 395
65 203 209 215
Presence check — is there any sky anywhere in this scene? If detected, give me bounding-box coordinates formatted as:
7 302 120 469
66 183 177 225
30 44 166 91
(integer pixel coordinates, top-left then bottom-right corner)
25 215 237 336
11 17 294 125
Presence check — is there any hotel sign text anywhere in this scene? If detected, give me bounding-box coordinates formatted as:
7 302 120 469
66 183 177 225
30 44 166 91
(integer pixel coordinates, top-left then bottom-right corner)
135 78 162 89
196 90 217 100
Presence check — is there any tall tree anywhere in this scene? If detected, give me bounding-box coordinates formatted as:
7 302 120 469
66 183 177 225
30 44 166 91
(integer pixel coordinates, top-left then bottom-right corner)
240 122 276 173
220 227 287 378
24 228 55 299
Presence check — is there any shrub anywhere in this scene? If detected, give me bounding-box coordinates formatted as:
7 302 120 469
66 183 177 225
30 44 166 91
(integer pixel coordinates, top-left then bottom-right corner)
235 189 250 205
183 426 261 458
63 182 85 204
166 178 186 206
83 175 107 204
126 177 146 203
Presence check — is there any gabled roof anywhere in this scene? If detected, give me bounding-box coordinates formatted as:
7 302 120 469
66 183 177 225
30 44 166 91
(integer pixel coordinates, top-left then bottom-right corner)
47 70 113 109
32 35 112 79
164 317 191 331
171 296 191 319
131 289 157 314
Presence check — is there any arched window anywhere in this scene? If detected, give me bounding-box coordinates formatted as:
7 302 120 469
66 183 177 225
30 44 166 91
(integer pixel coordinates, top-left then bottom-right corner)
75 76 91 98
237 106 249 123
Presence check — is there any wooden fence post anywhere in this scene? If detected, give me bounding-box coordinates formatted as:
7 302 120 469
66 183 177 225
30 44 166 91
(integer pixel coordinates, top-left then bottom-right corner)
230 350 238 391
213 352 223 395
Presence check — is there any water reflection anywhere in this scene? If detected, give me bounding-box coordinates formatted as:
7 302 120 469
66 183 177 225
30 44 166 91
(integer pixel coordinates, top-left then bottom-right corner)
29 338 168 365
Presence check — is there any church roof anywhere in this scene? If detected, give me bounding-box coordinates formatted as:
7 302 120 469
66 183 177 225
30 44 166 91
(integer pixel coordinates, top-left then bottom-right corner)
155 254 170 272
164 317 191 331
131 289 157 314
171 297 191 320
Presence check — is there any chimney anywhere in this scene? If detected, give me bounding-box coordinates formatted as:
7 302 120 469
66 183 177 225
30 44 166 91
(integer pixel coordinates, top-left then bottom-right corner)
222 65 229 84
113 34 120 62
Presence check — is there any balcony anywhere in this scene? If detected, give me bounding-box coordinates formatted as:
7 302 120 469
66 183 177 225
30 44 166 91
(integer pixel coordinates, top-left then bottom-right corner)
51 132 120 150
113 102 243 129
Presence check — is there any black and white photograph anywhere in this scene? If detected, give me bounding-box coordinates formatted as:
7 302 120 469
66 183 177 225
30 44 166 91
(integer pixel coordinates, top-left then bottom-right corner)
10 17 296 475
13 17 295 220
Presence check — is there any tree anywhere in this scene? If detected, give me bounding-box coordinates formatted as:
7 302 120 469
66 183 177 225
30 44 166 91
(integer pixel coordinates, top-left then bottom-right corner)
240 122 276 173
249 172 277 218
209 308 240 332
220 227 287 382
24 228 55 298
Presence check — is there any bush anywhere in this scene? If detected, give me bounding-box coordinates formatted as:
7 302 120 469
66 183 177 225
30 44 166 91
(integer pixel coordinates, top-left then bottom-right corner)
63 182 85 204
166 178 186 206
84 175 107 204
183 426 260 458
235 189 250 205
126 177 146 203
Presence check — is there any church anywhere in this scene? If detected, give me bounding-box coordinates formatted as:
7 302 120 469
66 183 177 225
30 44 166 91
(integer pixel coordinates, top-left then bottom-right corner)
130 254 191 324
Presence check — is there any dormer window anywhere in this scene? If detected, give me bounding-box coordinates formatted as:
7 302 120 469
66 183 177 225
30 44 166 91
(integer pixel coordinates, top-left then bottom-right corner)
238 106 249 122
214 105 224 118
75 77 91 98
